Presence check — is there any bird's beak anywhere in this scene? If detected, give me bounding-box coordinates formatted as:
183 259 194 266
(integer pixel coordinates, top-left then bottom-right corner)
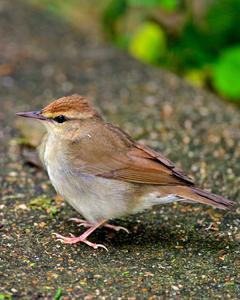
16 110 48 120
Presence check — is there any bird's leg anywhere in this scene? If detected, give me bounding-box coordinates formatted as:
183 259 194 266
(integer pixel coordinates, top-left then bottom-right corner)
54 219 108 251
69 218 129 233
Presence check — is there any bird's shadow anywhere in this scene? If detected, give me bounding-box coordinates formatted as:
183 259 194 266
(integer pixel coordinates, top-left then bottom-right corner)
106 220 233 252
52 213 237 255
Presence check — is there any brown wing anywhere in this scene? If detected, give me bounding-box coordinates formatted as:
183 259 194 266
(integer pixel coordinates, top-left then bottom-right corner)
97 142 194 185
68 122 194 186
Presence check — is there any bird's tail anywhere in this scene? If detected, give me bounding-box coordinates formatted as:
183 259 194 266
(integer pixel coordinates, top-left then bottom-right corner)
190 186 234 209
172 186 234 209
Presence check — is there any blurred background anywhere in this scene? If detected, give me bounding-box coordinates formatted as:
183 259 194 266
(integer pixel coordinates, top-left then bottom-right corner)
26 0 240 103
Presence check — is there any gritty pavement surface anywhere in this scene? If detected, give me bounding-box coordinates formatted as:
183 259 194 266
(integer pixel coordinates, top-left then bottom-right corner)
0 1 239 299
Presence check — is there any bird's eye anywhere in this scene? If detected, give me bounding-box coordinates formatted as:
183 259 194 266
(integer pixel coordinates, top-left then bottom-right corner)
53 115 67 123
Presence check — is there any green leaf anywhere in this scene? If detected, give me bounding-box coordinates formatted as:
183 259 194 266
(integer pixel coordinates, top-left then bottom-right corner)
213 45 240 101
129 21 166 64
0 294 12 300
54 288 62 300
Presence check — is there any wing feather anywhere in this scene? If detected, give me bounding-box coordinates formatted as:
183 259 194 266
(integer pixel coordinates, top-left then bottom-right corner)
68 121 194 186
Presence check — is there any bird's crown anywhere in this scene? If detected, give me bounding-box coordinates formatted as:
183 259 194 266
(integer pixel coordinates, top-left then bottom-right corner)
41 94 99 119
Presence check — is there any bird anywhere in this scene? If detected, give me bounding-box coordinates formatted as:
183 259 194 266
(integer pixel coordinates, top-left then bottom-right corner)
16 94 234 250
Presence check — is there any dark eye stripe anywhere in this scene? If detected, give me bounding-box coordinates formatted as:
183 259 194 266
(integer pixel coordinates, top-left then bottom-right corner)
53 115 67 123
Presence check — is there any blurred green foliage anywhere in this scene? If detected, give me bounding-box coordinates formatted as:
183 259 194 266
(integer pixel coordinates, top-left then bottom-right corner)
213 46 240 100
26 0 240 102
102 0 240 102
129 22 166 64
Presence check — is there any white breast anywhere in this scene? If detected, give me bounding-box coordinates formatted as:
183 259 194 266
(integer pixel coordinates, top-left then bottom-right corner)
43 134 133 223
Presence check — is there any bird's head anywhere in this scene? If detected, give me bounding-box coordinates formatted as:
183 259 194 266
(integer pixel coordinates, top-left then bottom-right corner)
16 94 101 137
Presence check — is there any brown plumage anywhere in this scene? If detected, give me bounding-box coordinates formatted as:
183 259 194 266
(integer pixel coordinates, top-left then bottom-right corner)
41 95 100 119
16 94 234 249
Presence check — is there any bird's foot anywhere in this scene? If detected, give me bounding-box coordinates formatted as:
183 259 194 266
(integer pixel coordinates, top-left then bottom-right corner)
69 218 129 233
53 232 108 251
53 218 128 250
53 219 108 250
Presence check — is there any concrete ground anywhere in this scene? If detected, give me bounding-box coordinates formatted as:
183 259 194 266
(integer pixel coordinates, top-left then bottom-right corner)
0 1 239 299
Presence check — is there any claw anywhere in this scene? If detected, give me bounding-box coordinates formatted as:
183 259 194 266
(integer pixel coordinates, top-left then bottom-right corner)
83 239 109 251
68 218 86 223
53 232 64 239
77 223 91 228
104 224 129 234
94 244 108 251
53 232 67 243
114 226 129 233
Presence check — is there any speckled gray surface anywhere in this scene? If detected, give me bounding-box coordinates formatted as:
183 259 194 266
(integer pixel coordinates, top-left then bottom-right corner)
0 1 239 299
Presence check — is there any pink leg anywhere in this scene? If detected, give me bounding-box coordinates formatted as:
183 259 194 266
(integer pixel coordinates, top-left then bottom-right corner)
53 219 108 251
69 218 129 233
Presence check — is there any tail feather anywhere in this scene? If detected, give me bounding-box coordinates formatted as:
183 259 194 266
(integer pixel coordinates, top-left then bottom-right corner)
165 186 234 210
190 187 234 209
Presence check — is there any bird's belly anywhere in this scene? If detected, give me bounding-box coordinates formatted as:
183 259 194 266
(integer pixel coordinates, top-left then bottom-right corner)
46 164 135 223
